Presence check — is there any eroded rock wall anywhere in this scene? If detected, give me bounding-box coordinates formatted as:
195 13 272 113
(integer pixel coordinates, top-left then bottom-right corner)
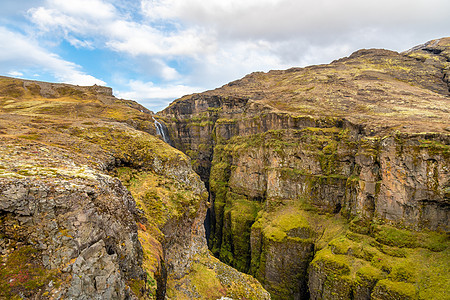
159 41 450 298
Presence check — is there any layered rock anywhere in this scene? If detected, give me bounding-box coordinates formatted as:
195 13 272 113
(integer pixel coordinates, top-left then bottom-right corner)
0 76 269 299
160 38 450 299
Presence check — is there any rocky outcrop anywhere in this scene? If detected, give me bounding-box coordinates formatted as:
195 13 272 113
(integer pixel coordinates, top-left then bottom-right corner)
160 38 450 299
0 140 144 299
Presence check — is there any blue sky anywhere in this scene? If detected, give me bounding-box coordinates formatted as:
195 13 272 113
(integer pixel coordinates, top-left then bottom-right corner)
1 0 449 112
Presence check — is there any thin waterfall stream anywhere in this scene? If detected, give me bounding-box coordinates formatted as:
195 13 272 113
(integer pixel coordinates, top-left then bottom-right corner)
153 117 171 144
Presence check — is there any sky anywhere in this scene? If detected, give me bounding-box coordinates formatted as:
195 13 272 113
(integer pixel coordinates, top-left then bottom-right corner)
0 0 449 112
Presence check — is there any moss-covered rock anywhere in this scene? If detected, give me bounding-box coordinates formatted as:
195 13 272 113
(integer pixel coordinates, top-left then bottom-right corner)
308 222 449 300
371 279 417 300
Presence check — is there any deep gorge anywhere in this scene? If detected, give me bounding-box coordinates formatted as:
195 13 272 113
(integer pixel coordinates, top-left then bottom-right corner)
158 95 449 299
0 37 449 300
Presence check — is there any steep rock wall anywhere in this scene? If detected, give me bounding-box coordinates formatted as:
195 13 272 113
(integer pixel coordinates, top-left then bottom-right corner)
160 38 450 299
161 101 449 299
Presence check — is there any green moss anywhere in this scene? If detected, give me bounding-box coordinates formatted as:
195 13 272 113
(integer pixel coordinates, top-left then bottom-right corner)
329 235 356 255
389 261 417 282
373 224 449 251
372 279 417 299
127 278 147 298
216 118 237 124
17 134 40 140
349 217 370 235
186 262 226 299
257 206 311 243
217 192 262 271
414 248 450 300
356 264 385 283
374 226 417 248
279 167 309 180
311 248 351 275
315 221 449 299
118 167 204 227
187 121 214 127
72 124 187 170
228 195 262 270
379 245 407 258
419 139 450 159
207 107 222 113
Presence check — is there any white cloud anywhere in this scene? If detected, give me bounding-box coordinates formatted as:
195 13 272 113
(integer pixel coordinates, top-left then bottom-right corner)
7 71 24 77
115 79 202 111
0 26 105 86
116 79 201 99
138 0 450 69
104 21 213 56
30 0 116 26
29 0 215 57
160 65 180 81
141 0 450 41
47 0 117 20
28 0 450 86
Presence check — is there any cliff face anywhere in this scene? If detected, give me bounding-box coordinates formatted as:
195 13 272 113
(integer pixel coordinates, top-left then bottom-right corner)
160 38 450 299
0 77 269 299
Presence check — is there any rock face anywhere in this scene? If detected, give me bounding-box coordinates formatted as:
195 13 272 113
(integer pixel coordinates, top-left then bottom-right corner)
0 77 269 299
0 135 144 299
160 38 450 299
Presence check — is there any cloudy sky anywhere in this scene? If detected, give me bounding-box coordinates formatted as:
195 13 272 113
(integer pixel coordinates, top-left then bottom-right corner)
1 0 449 111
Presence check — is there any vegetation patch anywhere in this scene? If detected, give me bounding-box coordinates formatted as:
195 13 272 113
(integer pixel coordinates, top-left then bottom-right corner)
372 279 417 299
312 222 449 299
0 245 59 299
311 248 351 275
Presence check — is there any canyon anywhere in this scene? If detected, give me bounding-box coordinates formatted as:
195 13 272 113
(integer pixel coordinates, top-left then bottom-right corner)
0 37 449 299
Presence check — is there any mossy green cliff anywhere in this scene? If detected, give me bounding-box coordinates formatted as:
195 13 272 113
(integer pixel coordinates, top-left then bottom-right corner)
160 38 450 299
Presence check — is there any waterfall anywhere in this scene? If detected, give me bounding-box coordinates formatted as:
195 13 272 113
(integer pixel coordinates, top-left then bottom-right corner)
153 118 171 144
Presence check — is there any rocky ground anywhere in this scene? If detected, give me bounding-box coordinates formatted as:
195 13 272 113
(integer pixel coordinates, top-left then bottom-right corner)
160 38 450 299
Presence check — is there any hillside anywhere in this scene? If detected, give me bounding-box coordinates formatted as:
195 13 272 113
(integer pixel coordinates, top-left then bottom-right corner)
160 38 450 299
0 77 269 299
